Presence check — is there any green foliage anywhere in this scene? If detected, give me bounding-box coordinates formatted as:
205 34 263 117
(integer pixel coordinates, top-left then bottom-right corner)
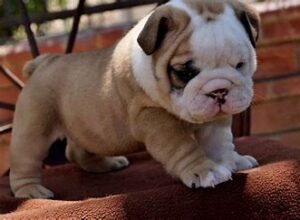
0 0 69 45
0 0 42 17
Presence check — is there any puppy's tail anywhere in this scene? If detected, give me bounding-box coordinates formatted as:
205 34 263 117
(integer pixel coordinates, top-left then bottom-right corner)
23 54 55 78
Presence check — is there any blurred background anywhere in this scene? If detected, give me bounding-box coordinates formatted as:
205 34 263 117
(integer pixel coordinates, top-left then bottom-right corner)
0 0 300 174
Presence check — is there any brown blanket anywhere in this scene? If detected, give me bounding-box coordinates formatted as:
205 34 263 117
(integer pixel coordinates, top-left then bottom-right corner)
0 137 299 219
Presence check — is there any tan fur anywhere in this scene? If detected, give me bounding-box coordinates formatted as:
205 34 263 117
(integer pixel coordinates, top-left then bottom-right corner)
138 6 191 56
23 54 56 78
182 0 260 37
183 0 224 21
150 6 192 98
10 42 149 197
168 35 192 88
169 34 191 65
10 0 260 198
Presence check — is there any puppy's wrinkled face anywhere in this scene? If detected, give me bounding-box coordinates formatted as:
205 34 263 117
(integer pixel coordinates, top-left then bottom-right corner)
133 0 260 123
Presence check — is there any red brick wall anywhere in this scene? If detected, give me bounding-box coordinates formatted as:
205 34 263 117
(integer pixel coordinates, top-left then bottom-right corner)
0 6 300 173
253 5 300 147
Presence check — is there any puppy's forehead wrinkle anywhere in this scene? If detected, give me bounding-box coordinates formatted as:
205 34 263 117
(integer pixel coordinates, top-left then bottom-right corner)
188 6 251 68
170 0 224 20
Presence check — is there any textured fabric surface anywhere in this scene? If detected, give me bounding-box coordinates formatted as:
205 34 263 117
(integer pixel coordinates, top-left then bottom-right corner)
0 137 299 219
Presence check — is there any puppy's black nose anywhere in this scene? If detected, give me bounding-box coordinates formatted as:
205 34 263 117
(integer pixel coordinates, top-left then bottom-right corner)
207 88 229 99
206 88 229 104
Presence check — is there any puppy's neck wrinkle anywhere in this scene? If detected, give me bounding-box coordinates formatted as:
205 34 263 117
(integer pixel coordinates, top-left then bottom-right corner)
111 30 149 106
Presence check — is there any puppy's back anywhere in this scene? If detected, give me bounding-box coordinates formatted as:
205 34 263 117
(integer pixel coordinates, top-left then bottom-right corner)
23 54 60 78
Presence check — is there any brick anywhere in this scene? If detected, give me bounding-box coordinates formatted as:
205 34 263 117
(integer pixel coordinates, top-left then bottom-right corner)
260 5 300 42
1 51 31 80
261 20 300 42
0 74 14 86
251 96 300 134
255 44 299 80
253 81 268 103
94 28 126 49
71 32 96 53
0 85 19 124
0 85 20 103
253 76 300 103
39 40 65 54
272 76 300 98
0 110 13 125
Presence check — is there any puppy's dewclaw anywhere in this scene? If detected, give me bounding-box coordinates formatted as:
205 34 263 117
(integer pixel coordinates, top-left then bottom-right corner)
10 0 260 198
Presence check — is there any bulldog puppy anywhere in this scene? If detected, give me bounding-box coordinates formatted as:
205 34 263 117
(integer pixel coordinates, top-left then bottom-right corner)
10 0 260 198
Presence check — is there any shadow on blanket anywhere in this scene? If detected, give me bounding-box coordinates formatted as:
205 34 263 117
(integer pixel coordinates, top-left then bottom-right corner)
0 137 299 219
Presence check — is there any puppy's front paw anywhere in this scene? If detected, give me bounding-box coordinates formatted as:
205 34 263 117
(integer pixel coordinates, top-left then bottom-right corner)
107 156 130 171
222 152 258 172
235 155 258 171
180 159 232 189
14 184 54 199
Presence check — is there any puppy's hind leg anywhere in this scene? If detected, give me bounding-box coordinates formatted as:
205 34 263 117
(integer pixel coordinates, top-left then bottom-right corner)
66 140 129 173
9 92 60 199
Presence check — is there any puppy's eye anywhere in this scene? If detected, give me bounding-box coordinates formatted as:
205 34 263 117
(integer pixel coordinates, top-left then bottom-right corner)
236 62 244 69
168 61 200 89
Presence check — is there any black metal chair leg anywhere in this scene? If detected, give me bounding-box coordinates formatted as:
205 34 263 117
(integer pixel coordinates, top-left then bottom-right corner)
18 0 40 58
66 0 86 54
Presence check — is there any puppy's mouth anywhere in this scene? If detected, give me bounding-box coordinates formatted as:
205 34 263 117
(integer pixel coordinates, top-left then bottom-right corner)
188 89 249 123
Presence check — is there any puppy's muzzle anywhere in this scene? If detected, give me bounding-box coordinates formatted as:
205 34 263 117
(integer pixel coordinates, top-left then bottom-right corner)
206 88 229 104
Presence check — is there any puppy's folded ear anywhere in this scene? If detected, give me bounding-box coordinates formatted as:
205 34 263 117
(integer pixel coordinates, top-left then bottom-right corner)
240 10 260 48
137 6 190 55
234 3 260 48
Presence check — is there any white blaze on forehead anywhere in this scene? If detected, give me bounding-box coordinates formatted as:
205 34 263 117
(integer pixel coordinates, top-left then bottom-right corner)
169 0 255 68
190 6 252 68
